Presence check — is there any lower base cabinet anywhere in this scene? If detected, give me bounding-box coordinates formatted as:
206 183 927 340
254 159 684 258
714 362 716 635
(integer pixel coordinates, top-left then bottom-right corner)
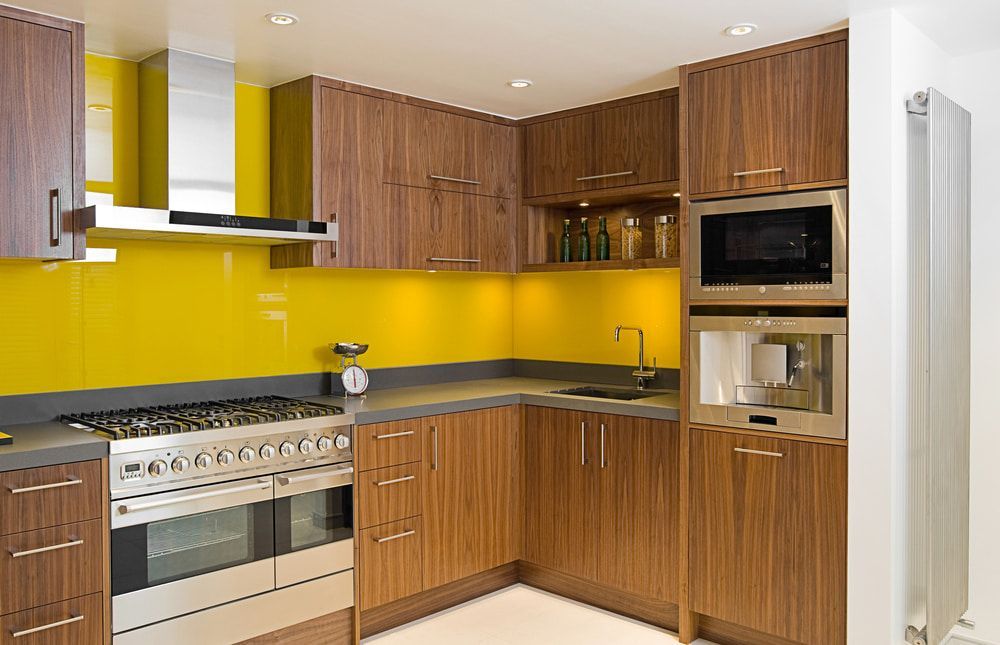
360 518 424 611
0 593 103 645
688 428 847 644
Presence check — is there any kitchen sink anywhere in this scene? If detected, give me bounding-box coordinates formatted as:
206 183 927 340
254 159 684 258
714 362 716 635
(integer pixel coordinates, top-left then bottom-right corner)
548 386 661 401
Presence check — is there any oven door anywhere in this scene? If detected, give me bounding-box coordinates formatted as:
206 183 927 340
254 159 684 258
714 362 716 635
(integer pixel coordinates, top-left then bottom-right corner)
274 462 354 588
110 477 275 634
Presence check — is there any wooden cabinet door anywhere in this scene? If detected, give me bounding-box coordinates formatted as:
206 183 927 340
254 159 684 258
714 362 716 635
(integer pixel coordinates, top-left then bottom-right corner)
0 11 80 260
522 406 599 581
359 517 423 610
421 407 518 590
584 96 679 191
520 112 593 198
596 416 679 601
689 429 846 644
383 102 515 198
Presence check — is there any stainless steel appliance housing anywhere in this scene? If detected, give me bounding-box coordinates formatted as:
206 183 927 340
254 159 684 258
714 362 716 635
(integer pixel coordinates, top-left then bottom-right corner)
690 313 847 439
690 189 847 301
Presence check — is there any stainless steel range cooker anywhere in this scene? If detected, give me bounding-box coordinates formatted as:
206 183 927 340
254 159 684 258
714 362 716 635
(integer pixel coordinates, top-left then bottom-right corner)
64 396 356 644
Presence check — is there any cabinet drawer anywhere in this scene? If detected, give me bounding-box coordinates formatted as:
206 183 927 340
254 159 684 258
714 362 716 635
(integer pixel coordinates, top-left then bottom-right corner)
358 465 422 529
0 592 102 645
0 520 103 614
359 517 423 610
356 419 423 471
0 461 102 535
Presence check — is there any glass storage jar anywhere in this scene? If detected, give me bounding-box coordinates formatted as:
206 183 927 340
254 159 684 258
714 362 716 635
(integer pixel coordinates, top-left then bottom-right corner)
655 214 679 258
621 218 642 260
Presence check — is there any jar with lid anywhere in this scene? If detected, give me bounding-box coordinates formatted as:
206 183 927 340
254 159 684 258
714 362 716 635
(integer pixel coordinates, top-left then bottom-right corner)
655 214 679 258
621 218 642 260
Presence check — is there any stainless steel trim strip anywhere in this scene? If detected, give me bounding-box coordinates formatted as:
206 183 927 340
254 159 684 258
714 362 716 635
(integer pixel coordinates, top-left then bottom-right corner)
276 465 353 486
118 479 271 514
10 539 84 558
374 430 414 440
275 539 353 589
689 315 847 335
732 167 784 177
600 423 606 468
734 447 784 458
375 475 416 487
580 421 586 466
427 257 481 263
428 174 481 185
9 477 81 494
274 464 353 499
112 477 274 529
575 170 635 181
12 614 84 638
374 529 416 544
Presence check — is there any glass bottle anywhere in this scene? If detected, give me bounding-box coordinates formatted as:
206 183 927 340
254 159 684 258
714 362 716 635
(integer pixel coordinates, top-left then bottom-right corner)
578 217 591 262
597 216 610 261
559 219 572 262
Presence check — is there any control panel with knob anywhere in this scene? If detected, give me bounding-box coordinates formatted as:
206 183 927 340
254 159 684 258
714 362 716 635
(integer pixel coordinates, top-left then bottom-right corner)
316 436 333 452
239 446 256 463
259 443 276 460
298 438 314 455
195 452 213 470
171 456 190 474
217 449 235 466
334 434 351 450
279 441 295 458
148 459 168 477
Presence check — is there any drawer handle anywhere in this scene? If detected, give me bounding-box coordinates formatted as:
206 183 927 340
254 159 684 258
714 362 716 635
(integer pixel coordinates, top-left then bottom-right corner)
428 174 481 186
576 170 635 182
374 431 415 440
373 529 416 544
732 167 784 177
733 447 784 458
10 538 84 558
11 614 84 638
375 475 416 487
9 476 82 494
427 257 481 264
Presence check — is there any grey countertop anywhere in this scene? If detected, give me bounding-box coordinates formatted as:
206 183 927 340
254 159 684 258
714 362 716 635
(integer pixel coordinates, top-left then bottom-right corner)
0 421 108 472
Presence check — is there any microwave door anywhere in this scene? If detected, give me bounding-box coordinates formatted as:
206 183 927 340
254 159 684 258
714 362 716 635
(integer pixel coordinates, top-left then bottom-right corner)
274 463 354 588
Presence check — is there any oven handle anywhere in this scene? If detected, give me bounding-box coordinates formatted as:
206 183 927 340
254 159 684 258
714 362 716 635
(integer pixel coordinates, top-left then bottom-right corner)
118 479 273 515
275 465 354 498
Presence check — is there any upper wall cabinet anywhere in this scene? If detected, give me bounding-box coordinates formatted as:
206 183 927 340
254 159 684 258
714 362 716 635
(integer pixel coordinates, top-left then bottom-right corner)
685 31 848 198
520 91 679 201
0 6 84 260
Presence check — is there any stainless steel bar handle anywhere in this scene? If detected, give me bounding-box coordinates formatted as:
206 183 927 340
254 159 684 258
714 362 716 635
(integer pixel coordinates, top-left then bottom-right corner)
431 425 439 471
374 430 415 440
580 421 587 466
10 538 84 558
119 479 272 514
9 476 81 494
428 174 481 186
49 188 61 246
427 257 481 263
11 614 84 638
734 447 784 458
576 170 635 182
732 167 784 177
375 475 416 487
277 466 354 485
374 529 416 544
600 423 606 469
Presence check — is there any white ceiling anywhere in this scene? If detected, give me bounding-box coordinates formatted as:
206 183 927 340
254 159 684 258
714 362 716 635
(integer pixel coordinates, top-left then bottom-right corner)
8 0 1000 118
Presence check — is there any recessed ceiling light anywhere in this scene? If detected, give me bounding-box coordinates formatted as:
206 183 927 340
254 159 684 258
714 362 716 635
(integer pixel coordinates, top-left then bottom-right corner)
672 192 681 198
579 201 590 208
87 104 112 112
725 23 757 37
507 79 533 88
266 12 298 26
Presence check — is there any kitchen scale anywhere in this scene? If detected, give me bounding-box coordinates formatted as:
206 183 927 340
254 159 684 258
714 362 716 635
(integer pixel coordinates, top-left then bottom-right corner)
330 342 370 397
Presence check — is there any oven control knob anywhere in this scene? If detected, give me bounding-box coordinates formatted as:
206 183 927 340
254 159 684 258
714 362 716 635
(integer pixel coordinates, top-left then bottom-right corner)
217 449 235 466
298 438 314 454
762 320 772 327
316 436 333 452
171 456 190 474
753 320 762 327
195 452 213 469
758 286 767 294
239 446 256 464
259 443 276 460
148 459 168 477
279 441 296 457
334 434 351 450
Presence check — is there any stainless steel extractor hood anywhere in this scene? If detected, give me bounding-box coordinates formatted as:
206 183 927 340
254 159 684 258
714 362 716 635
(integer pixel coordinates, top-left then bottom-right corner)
82 49 336 246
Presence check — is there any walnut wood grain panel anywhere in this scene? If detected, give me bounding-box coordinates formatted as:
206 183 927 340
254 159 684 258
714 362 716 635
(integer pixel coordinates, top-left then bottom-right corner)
696 614 804 645
597 416 679 602
688 429 846 644
383 101 515 198
520 111 594 199
0 9 81 260
359 517 423 611
0 592 103 645
0 519 103 614
522 406 598 581
421 407 519 589
0 460 102 535
355 419 423 472
360 562 518 638
517 88 679 126
237 607 353 645
358 464 422 529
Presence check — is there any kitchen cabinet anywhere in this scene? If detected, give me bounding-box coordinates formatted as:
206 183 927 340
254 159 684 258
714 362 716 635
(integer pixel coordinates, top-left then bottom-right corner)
0 593 103 645
685 34 847 197
359 517 424 611
522 406 679 602
688 428 846 644
520 92 678 199
358 464 422 530
0 5 84 260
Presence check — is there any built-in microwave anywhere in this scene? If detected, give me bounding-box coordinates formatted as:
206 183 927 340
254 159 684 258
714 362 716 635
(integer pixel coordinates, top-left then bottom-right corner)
690 189 847 301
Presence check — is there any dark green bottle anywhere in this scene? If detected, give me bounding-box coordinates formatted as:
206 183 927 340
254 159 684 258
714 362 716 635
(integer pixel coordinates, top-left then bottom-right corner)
578 217 591 261
559 219 572 262
597 216 611 261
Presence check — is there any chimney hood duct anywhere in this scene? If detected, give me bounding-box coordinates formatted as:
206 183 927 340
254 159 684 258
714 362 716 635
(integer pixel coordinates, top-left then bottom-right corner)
82 49 337 246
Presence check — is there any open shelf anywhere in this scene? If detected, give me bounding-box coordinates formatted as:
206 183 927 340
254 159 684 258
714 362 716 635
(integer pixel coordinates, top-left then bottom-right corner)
521 257 680 273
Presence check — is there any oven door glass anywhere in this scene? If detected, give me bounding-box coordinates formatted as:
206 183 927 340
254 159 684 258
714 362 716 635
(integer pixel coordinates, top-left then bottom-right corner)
700 205 833 285
274 464 353 554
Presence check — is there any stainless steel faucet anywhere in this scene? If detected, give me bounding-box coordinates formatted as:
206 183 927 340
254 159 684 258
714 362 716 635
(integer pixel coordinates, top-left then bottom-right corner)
614 325 657 390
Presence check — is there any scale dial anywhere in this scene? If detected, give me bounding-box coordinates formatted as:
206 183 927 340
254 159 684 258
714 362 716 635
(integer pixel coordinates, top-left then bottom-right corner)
341 364 369 396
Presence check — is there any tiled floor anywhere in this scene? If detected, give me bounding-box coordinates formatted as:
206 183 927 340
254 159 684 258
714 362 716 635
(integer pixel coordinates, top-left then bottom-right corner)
362 585 718 645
